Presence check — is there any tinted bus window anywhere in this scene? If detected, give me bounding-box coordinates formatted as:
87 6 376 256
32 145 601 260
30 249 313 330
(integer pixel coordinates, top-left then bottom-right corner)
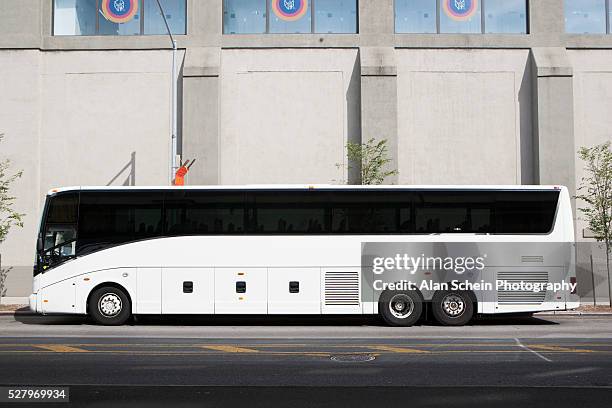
77 192 163 255
495 191 559 234
42 192 79 256
248 191 328 234
414 192 494 234
330 191 412 234
165 191 245 235
46 192 79 224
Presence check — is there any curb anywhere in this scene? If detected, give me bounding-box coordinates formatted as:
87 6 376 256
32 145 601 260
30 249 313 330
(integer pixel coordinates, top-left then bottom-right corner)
536 312 612 316
2 311 612 317
0 310 34 316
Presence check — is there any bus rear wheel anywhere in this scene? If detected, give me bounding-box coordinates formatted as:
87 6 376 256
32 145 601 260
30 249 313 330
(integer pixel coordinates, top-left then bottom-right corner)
88 286 131 326
431 290 474 326
379 290 423 327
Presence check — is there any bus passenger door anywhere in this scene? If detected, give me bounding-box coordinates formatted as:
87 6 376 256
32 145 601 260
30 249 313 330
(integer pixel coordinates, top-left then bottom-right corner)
214 268 267 314
162 268 214 314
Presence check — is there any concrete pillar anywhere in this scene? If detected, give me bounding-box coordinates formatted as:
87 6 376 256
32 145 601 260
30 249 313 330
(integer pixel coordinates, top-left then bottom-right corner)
358 0 394 45
530 47 575 194
358 0 398 184
181 47 220 185
529 0 566 36
360 47 398 184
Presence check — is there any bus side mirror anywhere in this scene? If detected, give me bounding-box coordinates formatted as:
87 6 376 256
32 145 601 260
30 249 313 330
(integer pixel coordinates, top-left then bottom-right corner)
37 234 44 252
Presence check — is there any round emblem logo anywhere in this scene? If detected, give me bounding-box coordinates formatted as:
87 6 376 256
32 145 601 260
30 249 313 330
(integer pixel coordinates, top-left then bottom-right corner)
272 0 308 22
101 0 139 24
443 0 478 21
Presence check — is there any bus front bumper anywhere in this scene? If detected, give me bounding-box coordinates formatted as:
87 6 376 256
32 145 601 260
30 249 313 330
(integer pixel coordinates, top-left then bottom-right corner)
28 293 39 313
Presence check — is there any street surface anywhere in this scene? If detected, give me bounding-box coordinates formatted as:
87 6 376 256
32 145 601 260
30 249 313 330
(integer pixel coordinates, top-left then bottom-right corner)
0 314 610 407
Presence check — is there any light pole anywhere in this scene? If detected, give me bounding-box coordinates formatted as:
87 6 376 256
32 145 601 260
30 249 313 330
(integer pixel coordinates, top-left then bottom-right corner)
155 0 179 185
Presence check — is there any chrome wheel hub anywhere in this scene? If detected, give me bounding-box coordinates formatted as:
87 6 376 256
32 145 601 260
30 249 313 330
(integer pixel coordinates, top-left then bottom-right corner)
98 293 122 317
442 294 465 317
389 294 415 319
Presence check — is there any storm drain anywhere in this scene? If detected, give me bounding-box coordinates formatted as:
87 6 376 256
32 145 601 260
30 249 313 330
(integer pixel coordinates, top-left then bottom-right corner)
330 354 376 363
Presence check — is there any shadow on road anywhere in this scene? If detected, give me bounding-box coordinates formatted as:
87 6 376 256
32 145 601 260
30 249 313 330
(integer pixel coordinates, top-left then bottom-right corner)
13 313 558 327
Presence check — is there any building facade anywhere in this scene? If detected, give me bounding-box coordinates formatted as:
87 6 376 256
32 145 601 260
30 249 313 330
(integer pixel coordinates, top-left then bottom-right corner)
0 0 611 302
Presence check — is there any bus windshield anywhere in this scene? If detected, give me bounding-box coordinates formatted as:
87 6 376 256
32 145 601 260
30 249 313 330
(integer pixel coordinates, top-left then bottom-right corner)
36 192 79 275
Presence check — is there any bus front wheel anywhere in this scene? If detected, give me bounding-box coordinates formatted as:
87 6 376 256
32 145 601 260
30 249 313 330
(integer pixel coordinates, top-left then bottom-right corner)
431 290 474 326
379 290 423 327
88 286 131 326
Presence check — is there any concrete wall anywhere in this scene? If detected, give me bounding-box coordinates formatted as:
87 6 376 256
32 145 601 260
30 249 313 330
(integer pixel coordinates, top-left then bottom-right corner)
0 50 41 297
396 49 532 185
1 1 612 299
219 49 360 185
0 50 176 296
569 51 612 304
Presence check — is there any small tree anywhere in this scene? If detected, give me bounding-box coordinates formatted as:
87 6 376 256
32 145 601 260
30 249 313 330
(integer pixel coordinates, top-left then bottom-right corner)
576 142 612 307
0 134 24 298
339 138 398 185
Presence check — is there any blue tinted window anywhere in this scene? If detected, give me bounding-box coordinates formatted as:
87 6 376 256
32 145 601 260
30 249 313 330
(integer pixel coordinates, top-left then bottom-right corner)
53 0 187 35
269 0 312 33
395 0 436 33
439 0 481 33
315 0 357 33
565 0 607 34
144 0 186 35
223 0 358 34
484 0 527 33
395 0 527 34
53 0 97 35
223 0 267 34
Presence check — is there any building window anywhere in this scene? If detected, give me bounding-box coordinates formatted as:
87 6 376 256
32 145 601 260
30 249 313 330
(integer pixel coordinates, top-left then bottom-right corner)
144 0 187 35
223 0 358 34
395 0 527 34
53 0 186 36
223 0 267 34
314 0 358 34
484 0 527 34
565 0 609 34
395 0 436 33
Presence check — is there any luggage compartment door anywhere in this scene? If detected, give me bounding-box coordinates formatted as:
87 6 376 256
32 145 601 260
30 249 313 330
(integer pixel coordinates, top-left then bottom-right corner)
214 268 267 314
162 268 214 314
268 268 321 314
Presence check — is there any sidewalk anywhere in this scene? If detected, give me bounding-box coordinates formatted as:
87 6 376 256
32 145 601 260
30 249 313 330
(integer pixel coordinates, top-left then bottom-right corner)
536 305 612 316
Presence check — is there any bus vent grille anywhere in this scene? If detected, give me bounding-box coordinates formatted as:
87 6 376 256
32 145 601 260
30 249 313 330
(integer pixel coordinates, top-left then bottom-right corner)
324 271 360 306
521 255 544 263
497 271 548 305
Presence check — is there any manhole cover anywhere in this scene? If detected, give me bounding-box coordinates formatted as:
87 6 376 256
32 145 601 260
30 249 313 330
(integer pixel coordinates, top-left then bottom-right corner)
330 354 376 363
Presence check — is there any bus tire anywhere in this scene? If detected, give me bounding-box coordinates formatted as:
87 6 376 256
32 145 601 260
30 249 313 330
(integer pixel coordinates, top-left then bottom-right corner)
431 290 474 326
379 290 423 327
88 286 131 326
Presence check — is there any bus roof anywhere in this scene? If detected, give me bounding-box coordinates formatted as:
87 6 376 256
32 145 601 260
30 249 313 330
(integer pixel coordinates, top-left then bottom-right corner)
46 185 567 195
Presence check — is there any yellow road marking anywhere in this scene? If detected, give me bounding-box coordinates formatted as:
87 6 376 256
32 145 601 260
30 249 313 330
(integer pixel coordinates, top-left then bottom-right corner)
529 345 595 353
35 344 88 353
369 345 430 354
1 342 610 349
201 345 260 353
0 349 610 356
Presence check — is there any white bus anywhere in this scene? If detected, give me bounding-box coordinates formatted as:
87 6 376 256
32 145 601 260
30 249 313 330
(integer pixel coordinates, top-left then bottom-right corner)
29 185 579 326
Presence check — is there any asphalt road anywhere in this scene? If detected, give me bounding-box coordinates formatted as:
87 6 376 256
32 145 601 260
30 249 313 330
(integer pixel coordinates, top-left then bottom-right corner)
0 314 611 407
